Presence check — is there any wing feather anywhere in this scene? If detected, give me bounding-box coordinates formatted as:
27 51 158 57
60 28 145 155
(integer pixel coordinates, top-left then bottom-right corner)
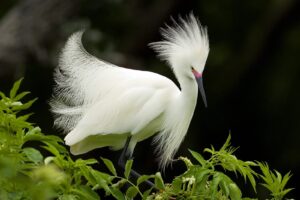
64 85 176 146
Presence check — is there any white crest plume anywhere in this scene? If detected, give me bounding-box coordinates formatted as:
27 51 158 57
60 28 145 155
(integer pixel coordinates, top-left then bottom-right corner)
149 13 209 72
50 13 209 170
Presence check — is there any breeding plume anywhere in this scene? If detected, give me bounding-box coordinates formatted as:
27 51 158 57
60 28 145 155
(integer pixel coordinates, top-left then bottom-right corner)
51 13 209 169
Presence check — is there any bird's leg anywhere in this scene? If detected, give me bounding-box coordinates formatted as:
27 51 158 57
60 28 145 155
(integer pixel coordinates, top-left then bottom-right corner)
118 136 155 188
118 136 130 168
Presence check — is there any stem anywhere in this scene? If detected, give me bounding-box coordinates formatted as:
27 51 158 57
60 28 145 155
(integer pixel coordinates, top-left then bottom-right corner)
115 176 144 198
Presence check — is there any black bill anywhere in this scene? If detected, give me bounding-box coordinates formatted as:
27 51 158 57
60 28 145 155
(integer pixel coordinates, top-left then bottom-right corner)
196 77 208 108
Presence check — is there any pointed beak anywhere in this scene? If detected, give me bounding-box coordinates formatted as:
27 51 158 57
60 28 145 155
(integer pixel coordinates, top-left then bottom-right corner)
192 69 208 108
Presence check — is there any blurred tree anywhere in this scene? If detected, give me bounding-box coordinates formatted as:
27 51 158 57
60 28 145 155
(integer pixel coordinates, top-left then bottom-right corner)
0 0 82 84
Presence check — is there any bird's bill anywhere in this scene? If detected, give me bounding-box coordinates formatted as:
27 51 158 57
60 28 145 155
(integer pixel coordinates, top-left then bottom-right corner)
196 76 208 107
192 69 208 108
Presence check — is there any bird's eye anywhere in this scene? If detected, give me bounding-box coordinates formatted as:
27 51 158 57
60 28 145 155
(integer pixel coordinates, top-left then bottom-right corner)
191 66 195 71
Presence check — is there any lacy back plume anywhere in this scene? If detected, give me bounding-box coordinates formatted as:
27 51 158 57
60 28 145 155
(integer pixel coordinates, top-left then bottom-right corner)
50 31 110 132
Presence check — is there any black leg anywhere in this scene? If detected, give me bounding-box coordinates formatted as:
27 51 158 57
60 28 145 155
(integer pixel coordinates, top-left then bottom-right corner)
118 136 131 168
118 136 155 188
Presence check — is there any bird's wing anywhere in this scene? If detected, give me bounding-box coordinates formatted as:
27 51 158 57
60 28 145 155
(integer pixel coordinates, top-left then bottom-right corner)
64 76 179 146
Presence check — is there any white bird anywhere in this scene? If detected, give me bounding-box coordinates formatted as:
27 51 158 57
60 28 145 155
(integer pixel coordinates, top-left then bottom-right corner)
50 13 209 170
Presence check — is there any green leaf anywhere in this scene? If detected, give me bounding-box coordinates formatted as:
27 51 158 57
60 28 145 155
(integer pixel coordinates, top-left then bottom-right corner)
245 161 257 166
59 194 78 200
17 113 33 121
10 78 23 99
42 142 61 157
203 147 214 155
0 91 7 99
211 172 222 198
192 168 212 194
195 168 212 183
75 158 98 167
124 159 133 179
126 186 139 199
281 188 294 197
111 179 127 189
79 166 97 185
189 149 206 166
91 170 112 183
154 172 165 190
137 175 151 186
142 188 152 199
101 157 117 176
219 179 230 197
23 147 43 164
72 185 100 200
275 170 282 183
84 159 98 165
172 177 182 194
281 171 292 189
13 91 30 101
246 171 257 192
109 187 125 200
218 173 235 197
220 134 232 152
228 183 242 200
12 98 37 111
25 126 42 136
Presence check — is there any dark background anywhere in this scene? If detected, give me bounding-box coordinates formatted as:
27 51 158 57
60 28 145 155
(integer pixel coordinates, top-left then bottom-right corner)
0 0 299 198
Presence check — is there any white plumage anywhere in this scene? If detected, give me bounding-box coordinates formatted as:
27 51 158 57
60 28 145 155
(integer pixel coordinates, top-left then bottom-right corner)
50 13 209 169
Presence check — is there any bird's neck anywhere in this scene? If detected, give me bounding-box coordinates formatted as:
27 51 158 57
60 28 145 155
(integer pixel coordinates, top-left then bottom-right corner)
177 73 198 112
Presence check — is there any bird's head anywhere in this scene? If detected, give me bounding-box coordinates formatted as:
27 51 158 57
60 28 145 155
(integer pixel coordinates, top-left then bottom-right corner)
149 13 209 107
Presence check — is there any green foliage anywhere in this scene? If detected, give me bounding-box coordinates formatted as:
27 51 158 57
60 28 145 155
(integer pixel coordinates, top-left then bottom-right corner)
0 79 294 199
258 162 293 200
154 136 293 200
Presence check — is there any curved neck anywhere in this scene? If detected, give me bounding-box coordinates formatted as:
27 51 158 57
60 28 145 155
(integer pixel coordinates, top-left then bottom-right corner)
176 72 198 111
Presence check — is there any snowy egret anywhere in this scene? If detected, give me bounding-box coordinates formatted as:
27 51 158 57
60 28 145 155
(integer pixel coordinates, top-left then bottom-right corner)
50 13 209 170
